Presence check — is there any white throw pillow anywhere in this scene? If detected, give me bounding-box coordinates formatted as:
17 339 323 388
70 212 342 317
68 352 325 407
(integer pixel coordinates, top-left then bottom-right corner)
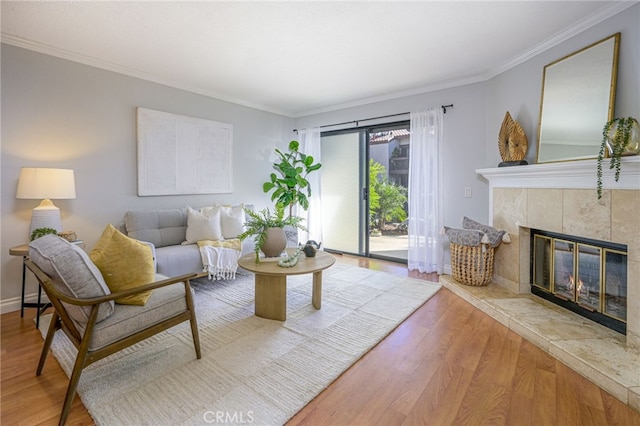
199 204 221 219
220 204 246 239
185 206 222 243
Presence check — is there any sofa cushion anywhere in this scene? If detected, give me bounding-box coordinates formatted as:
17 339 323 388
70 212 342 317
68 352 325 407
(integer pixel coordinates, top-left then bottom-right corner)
29 235 114 325
185 206 222 243
124 208 187 248
155 244 204 277
90 224 155 305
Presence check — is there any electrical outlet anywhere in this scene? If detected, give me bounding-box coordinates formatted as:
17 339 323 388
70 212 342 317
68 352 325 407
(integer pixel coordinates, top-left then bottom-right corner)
464 187 472 198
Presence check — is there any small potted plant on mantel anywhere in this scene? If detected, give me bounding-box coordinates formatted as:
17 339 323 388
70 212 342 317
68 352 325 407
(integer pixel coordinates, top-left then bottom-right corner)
596 116 639 199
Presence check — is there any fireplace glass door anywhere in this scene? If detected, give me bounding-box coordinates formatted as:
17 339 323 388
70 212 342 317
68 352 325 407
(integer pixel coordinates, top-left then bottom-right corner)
604 249 627 321
533 235 551 291
553 239 575 300
531 230 627 334
576 244 601 310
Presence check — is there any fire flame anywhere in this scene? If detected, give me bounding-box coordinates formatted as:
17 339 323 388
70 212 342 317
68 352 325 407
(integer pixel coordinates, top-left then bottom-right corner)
568 274 585 295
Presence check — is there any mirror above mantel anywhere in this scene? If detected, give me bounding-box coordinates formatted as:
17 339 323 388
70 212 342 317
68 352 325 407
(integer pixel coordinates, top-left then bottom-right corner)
536 33 620 164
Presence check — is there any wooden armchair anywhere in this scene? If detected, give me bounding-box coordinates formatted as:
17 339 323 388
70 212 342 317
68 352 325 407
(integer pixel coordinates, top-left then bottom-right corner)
26 235 201 426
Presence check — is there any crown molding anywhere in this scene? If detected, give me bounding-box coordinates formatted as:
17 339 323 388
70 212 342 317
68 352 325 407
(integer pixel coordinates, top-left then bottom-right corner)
2 1 634 118
487 1 637 79
0 34 295 117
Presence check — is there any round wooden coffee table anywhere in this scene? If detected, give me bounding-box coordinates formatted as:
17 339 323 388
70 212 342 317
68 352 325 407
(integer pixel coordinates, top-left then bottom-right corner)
238 250 336 321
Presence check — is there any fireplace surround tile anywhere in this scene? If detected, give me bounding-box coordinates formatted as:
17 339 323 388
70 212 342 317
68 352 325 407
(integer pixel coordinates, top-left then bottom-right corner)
631 387 640 412
493 187 527 235
550 337 640 406
612 189 640 262
562 189 611 241
528 188 563 232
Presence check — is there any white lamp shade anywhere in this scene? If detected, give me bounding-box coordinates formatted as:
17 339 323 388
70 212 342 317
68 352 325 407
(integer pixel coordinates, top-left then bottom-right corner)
16 168 76 236
16 168 76 199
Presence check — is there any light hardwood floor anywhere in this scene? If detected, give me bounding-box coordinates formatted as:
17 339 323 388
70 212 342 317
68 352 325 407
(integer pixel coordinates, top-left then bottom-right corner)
2 254 639 425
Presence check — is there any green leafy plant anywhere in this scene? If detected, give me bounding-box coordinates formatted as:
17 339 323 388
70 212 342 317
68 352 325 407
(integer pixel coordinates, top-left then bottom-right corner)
263 140 322 216
597 117 639 199
238 203 307 262
30 227 58 241
369 159 407 231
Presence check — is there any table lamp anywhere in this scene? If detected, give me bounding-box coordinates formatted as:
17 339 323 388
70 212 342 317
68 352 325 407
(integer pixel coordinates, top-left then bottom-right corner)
16 168 76 236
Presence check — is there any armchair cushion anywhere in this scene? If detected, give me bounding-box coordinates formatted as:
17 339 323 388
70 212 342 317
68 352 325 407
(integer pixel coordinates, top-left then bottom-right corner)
90 224 155 305
29 235 114 325
77 275 192 351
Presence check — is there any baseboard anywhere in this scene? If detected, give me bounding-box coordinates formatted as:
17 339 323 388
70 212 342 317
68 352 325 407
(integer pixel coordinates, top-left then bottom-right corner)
0 293 50 315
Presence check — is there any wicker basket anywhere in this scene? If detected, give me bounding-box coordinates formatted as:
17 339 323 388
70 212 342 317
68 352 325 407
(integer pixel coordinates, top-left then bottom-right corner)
450 242 495 286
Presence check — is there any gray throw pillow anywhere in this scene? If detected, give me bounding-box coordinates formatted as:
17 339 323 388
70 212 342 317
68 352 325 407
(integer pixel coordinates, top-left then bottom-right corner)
29 235 114 325
444 227 485 247
462 216 507 248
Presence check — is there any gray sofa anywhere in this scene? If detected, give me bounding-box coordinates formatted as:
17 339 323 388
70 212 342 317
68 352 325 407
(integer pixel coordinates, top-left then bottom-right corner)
121 206 257 278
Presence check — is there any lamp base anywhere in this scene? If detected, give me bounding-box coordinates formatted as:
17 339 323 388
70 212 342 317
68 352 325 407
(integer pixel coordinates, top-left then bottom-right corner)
29 199 62 236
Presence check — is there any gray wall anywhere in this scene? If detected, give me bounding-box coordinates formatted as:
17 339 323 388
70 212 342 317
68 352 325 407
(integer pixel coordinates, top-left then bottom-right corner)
485 3 639 166
295 82 490 255
1 45 295 311
2 4 638 311
295 4 639 269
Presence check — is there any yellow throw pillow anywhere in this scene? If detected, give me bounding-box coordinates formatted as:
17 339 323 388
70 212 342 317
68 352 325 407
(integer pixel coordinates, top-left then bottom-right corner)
90 224 155 305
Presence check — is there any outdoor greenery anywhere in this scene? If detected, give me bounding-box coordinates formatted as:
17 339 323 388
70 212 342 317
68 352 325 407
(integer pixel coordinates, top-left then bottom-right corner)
369 159 407 232
263 140 322 216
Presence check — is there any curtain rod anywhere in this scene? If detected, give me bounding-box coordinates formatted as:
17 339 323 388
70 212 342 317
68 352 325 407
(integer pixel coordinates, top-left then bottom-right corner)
293 104 453 133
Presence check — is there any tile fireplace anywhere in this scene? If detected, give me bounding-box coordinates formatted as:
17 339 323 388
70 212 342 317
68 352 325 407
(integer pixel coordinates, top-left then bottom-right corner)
477 156 639 350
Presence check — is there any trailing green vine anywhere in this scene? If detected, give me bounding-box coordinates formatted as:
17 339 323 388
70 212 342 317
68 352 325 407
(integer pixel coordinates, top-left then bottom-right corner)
597 117 637 199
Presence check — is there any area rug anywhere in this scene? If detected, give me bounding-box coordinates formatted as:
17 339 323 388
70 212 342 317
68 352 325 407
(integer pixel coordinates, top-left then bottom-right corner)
39 263 441 425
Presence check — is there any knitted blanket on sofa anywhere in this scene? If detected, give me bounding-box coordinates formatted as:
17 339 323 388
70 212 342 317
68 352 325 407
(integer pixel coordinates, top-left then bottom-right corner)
197 239 242 280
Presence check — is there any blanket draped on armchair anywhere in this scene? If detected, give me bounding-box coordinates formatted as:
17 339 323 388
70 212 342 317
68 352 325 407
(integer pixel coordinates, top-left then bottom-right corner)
197 239 242 280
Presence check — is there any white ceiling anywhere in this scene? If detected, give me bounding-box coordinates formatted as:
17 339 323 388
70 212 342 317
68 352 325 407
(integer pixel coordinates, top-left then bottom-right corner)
0 1 631 117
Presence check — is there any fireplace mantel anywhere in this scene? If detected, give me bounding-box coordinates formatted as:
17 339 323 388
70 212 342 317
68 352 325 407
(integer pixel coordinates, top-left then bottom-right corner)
477 156 640 190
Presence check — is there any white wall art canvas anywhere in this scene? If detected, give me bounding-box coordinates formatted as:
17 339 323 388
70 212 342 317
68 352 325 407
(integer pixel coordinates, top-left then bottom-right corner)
137 107 233 196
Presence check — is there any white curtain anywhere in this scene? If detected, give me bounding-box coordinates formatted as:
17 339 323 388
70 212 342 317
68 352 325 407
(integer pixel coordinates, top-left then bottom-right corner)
407 108 444 274
297 127 323 245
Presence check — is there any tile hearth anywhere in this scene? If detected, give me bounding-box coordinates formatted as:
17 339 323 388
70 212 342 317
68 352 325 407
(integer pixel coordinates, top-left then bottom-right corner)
440 275 640 413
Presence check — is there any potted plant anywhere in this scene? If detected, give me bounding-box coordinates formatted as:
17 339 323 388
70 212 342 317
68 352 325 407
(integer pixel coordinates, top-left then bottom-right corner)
263 140 321 217
238 203 307 262
30 227 58 241
597 117 640 199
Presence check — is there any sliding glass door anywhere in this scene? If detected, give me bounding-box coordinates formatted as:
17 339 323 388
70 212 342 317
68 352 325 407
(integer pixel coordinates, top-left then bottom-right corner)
320 132 366 255
321 122 410 261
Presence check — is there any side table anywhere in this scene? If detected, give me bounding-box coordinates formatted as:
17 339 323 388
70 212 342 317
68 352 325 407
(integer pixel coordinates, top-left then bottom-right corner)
9 240 85 328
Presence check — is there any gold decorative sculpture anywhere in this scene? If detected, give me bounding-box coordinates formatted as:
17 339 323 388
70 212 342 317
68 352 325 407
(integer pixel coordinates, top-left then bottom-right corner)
498 111 528 163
